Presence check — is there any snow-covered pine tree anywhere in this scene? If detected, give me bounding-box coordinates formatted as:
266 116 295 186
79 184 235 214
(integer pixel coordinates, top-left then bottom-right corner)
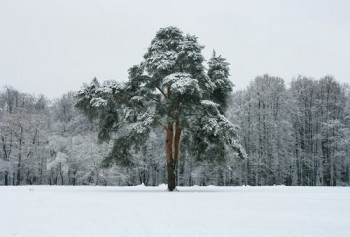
75 26 245 191
207 50 233 112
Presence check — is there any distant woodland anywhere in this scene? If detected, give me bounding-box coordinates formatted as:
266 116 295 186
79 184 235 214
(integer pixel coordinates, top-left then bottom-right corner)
1 75 349 186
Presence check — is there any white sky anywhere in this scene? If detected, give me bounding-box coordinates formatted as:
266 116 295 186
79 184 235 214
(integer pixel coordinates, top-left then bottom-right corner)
1 0 349 98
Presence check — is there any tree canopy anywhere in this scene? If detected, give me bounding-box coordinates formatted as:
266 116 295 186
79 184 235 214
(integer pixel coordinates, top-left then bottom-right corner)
75 26 246 190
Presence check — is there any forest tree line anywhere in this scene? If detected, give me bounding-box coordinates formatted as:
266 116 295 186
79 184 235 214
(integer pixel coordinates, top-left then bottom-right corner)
0 75 349 186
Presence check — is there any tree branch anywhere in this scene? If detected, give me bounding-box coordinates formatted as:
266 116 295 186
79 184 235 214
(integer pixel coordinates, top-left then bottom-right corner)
156 86 167 99
132 102 166 129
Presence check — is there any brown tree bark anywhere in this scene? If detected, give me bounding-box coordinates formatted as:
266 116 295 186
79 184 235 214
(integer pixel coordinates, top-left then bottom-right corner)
166 122 176 191
174 119 182 184
165 86 176 191
174 119 182 162
164 87 183 191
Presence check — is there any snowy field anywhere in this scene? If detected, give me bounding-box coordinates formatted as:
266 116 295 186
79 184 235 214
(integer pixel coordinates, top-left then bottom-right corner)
0 185 349 237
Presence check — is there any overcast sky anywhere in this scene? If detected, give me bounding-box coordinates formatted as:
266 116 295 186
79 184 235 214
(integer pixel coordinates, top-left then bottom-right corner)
0 0 349 98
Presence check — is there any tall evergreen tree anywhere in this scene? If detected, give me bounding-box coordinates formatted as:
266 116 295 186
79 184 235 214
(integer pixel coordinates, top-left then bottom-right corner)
75 26 245 191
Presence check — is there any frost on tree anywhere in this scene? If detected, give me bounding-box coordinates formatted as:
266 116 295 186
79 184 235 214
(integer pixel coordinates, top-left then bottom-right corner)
75 26 246 191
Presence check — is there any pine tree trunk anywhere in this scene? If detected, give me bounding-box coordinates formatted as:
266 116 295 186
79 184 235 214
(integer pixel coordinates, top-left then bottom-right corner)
166 122 176 191
174 119 181 162
167 161 176 191
4 171 8 186
174 119 182 186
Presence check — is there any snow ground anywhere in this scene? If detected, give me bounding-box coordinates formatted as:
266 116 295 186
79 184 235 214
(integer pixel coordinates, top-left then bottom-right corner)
0 185 349 237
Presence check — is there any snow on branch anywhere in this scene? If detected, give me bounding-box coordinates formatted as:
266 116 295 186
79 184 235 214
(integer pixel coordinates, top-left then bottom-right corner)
201 100 220 108
163 73 201 96
90 98 108 107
